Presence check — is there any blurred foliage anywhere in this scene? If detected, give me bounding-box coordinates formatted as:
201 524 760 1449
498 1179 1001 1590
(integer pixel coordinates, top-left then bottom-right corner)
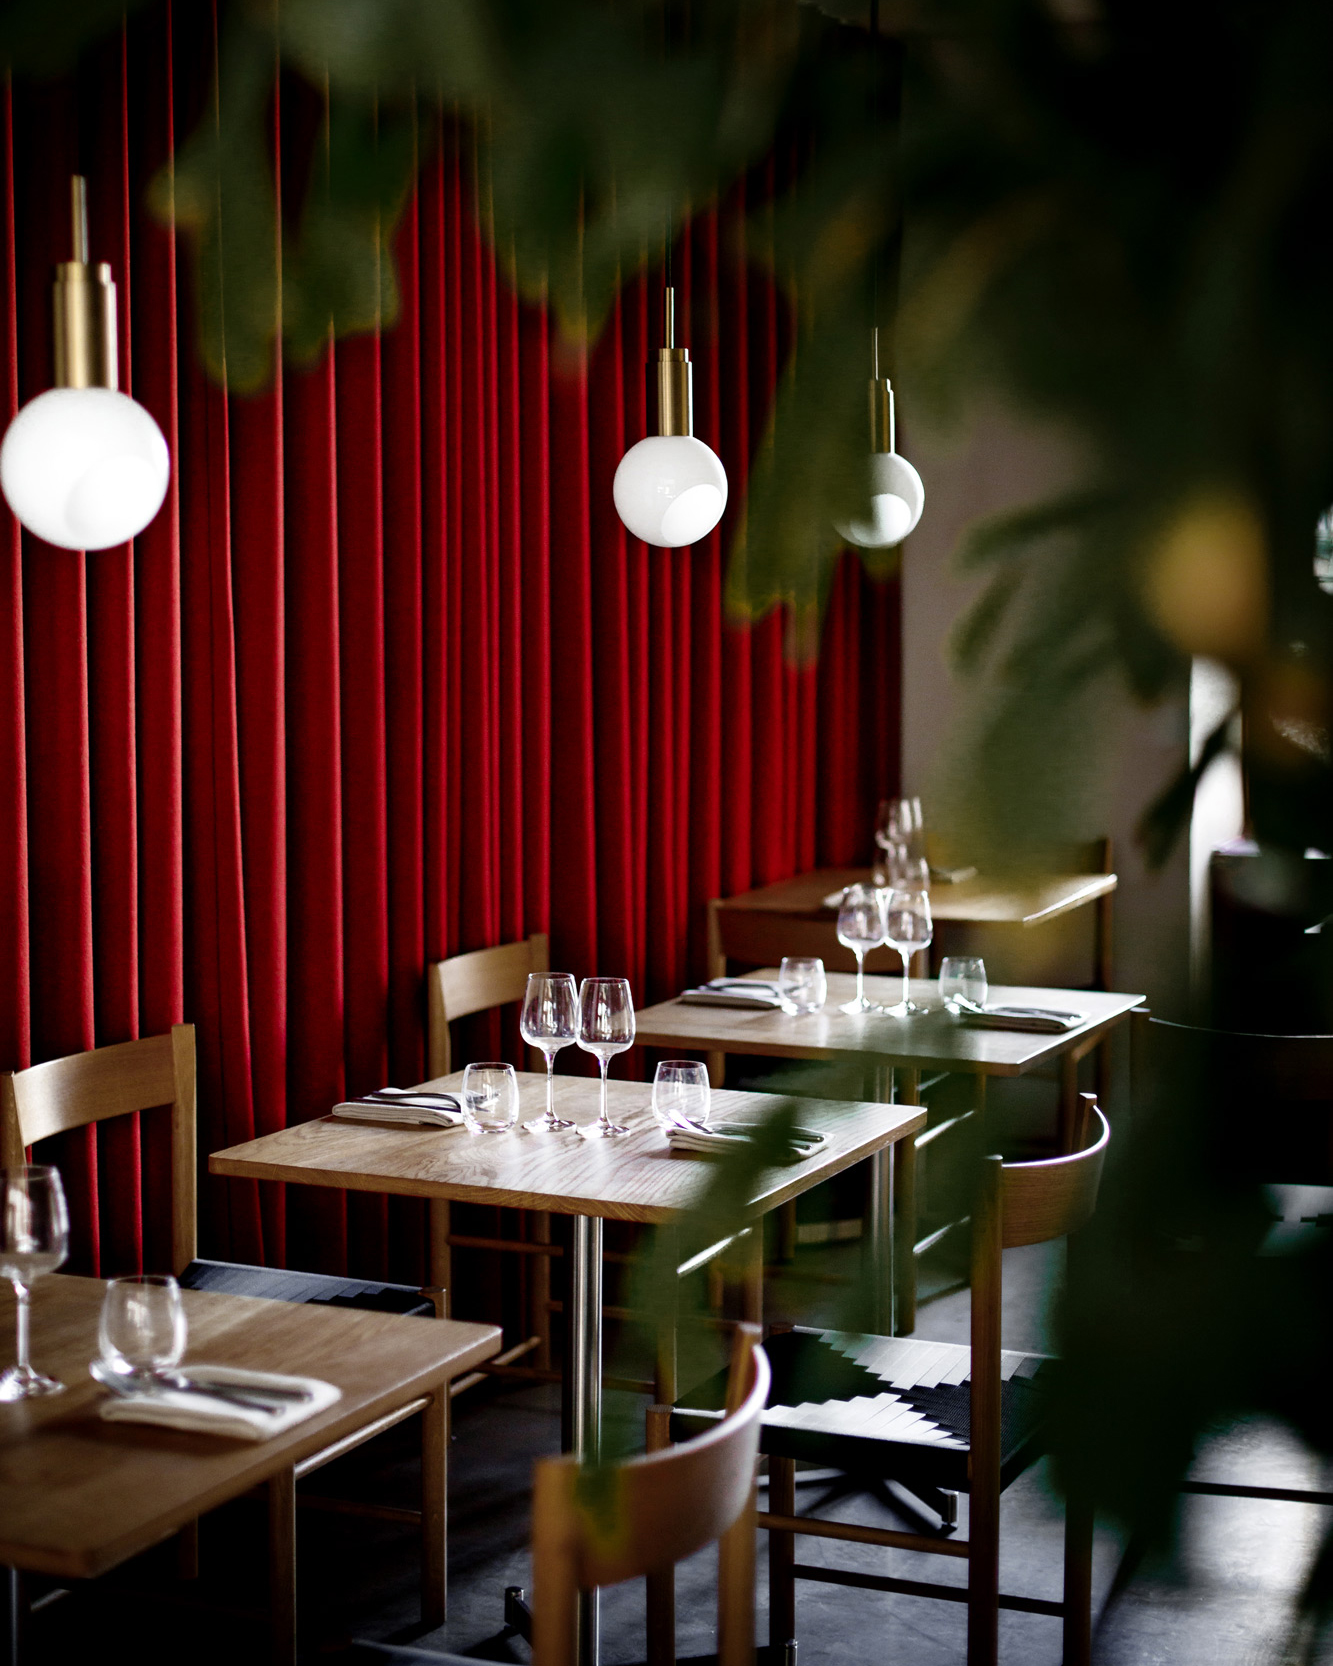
13 0 1333 1638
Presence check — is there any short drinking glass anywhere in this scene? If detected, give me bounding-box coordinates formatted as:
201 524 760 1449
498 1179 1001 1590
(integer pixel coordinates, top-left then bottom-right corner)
778 957 827 1015
940 956 988 1014
837 884 886 1015
577 977 636 1136
99 1274 187 1384
0 1165 69 1401
520 972 579 1130
652 1060 711 1131
461 1062 520 1134
882 887 934 1018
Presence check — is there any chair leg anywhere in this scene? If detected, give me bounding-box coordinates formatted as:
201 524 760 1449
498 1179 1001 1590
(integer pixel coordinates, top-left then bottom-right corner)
1063 1488 1094 1666
768 1455 797 1653
429 1199 451 1311
740 1226 763 1328
422 1386 448 1628
718 1501 757 1666
646 1407 675 1666
268 1467 297 1666
776 1200 798 1263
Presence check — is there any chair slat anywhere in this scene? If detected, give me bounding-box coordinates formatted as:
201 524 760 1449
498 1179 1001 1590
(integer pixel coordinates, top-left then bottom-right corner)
999 1106 1109 1248
8 1031 179 1148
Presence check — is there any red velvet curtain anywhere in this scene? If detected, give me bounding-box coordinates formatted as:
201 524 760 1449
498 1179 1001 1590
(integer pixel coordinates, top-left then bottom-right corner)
1 5 900 1281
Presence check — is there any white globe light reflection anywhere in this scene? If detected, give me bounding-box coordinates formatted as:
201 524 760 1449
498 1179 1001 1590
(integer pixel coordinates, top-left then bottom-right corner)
834 450 925 550
0 386 170 550
613 434 727 548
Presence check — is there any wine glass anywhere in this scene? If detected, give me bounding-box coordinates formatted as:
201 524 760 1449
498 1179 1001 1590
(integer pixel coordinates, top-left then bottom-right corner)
99 1274 187 1384
882 887 934 1018
778 957 827 1014
0 1165 69 1401
875 796 925 860
940 955 988 1014
577 977 636 1136
461 1062 520 1133
652 1060 711 1131
520 972 579 1130
836 884 886 1015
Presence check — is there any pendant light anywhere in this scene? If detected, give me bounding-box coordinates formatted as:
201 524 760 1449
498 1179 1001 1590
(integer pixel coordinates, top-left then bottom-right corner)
0 176 170 552
613 285 727 548
834 327 924 550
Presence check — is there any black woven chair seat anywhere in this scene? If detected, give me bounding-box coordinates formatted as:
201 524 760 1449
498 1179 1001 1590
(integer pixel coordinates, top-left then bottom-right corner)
179 1258 435 1318
342 1645 474 1664
673 1326 1053 1495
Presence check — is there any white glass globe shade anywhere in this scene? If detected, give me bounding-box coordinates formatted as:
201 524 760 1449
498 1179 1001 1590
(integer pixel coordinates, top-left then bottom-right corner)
834 450 925 549
0 387 170 551
613 434 728 548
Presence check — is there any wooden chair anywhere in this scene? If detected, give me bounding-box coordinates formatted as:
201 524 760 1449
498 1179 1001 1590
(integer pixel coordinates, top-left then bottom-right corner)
344 1326 769 1666
426 933 554 1381
0 1025 437 1317
675 1097 1110 1666
1127 1014 1333 1515
0 1025 448 1663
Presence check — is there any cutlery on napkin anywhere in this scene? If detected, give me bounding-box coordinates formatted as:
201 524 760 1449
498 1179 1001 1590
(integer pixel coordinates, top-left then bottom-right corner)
678 979 785 1010
666 1120 826 1162
952 1001 1085 1033
93 1359 340 1440
332 1086 466 1129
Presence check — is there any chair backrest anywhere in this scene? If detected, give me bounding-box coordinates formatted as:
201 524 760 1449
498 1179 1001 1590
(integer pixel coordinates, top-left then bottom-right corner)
427 933 549 1078
1137 1015 1333 1184
968 1101 1109 1516
706 897 900 978
532 1326 769 1666
0 1025 197 1274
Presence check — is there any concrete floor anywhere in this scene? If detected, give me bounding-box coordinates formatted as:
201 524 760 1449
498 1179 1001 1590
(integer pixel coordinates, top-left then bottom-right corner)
24 1237 1333 1664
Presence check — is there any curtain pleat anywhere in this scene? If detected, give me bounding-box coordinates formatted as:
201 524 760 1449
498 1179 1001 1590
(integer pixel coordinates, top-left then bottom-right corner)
1 6 901 1280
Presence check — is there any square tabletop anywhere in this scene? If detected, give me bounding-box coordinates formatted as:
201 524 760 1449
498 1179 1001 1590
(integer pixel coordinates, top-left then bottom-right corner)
635 970 1145 1077
210 1073 925 1227
0 1275 500 1579
720 866 1116 928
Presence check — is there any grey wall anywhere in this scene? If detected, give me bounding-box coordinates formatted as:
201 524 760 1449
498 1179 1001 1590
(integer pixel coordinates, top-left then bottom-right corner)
898 400 1191 1019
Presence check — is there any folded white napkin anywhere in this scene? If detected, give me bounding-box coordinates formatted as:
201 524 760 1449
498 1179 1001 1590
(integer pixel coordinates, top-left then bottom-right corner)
332 1087 466 1129
678 979 784 1010
666 1122 827 1163
97 1363 340 1441
963 1005 1085 1034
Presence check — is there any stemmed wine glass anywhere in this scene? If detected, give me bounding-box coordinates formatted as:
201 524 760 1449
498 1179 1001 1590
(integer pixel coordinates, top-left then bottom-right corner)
875 796 925 859
520 972 579 1130
836 883 886 1015
0 1165 69 1401
577 977 636 1136
882 886 934 1018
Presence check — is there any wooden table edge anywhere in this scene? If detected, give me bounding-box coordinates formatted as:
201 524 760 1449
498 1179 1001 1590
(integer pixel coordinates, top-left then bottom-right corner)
209 1106 926 1226
0 1314 502 1580
716 869 1118 928
635 989 1143 1076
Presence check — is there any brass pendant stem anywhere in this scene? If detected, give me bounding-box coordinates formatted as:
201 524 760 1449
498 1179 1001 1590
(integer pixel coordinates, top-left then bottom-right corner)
654 284 692 437
53 175 117 391
869 376 895 454
869 324 894 453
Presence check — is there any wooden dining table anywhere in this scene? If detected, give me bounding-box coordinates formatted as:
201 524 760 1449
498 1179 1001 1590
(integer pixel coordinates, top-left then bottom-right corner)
210 1072 924 1666
0 1275 499 1664
711 864 1118 985
636 969 1145 1330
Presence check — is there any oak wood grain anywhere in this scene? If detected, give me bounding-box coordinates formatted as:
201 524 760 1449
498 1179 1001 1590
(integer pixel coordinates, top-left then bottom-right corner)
0 1275 500 1580
210 1076 924 1225
719 867 1116 928
635 972 1143 1077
